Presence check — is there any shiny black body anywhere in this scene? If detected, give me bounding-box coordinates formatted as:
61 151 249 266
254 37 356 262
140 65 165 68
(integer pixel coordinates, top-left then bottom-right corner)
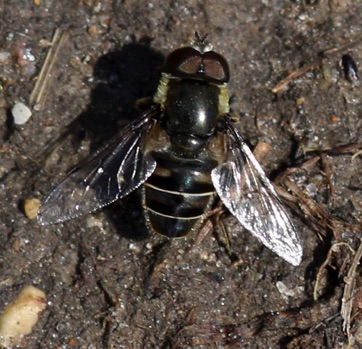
38 34 303 265
166 80 220 157
143 42 230 237
144 151 218 237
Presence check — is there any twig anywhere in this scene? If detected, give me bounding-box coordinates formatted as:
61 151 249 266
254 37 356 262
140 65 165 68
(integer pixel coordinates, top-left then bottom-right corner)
341 239 362 341
314 242 355 301
351 149 362 162
271 35 362 93
271 59 322 93
275 143 362 190
29 29 69 109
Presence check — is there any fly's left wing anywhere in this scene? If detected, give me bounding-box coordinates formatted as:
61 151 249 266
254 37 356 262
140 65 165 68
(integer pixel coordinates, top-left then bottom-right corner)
211 120 302 266
38 112 157 225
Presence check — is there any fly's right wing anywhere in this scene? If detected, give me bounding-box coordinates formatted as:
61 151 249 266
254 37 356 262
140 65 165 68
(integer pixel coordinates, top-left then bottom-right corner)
211 119 302 266
38 112 157 225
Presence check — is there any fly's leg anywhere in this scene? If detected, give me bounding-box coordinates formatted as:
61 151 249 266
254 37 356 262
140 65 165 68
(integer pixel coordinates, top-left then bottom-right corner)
185 202 227 250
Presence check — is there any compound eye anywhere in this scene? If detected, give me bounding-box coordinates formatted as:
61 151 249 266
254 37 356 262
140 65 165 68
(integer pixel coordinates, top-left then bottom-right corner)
162 47 202 75
162 47 230 83
202 51 230 82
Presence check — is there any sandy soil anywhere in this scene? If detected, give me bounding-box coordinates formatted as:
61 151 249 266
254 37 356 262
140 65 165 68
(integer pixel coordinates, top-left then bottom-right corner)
0 1 361 348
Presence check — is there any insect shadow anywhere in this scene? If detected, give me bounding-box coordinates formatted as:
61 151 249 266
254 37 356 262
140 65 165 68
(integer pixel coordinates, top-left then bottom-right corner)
79 35 164 152
46 36 165 240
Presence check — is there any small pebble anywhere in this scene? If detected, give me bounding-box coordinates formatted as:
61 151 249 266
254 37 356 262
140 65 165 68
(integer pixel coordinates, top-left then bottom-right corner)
11 102 32 125
0 52 11 63
0 285 46 347
23 198 41 220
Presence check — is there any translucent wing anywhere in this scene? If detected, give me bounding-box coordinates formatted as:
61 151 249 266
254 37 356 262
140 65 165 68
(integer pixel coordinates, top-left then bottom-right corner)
38 112 157 225
211 120 302 265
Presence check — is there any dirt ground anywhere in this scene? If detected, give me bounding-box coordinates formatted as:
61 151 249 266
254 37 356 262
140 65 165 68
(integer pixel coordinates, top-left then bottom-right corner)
1 1 362 348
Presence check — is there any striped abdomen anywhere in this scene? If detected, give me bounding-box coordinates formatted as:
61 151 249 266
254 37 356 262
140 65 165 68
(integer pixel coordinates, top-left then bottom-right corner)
143 152 217 238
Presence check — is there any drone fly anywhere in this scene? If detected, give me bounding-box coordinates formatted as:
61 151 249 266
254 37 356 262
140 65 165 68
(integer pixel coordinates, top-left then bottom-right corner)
38 34 302 266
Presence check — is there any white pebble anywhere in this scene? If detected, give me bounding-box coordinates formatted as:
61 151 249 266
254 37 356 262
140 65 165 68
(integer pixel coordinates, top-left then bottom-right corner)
12 102 32 125
0 52 11 63
0 285 46 347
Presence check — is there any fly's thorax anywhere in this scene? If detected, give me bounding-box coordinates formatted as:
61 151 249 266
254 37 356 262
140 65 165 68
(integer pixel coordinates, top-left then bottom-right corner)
154 74 230 116
154 76 229 158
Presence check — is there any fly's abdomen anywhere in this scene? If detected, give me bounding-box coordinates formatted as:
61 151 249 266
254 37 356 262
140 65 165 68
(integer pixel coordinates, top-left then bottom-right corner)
143 153 217 238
